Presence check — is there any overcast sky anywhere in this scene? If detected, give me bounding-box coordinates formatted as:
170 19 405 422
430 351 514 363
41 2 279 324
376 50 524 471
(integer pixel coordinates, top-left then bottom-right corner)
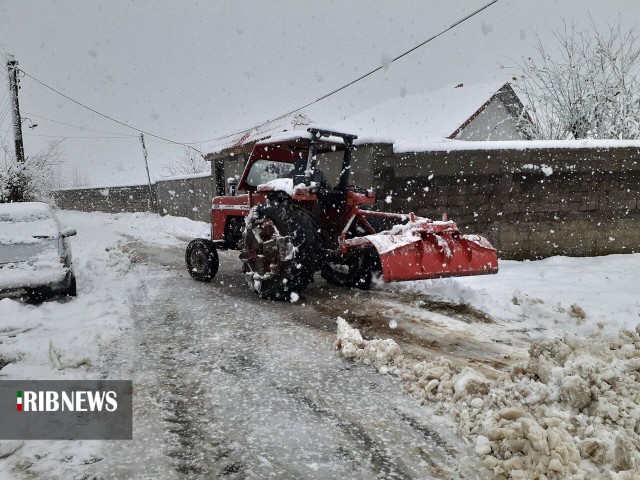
1 0 638 186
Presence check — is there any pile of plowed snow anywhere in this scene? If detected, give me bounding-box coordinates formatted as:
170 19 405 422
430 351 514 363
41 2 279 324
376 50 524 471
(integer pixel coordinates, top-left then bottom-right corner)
335 317 640 479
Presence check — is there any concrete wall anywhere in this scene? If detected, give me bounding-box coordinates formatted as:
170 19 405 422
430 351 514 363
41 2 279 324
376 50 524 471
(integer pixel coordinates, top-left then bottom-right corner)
155 175 213 222
54 144 640 260
53 174 213 222
371 145 640 259
54 184 156 213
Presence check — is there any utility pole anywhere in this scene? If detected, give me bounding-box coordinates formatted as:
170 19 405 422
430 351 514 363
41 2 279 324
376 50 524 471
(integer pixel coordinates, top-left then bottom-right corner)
6 54 25 201
7 55 24 164
139 133 156 212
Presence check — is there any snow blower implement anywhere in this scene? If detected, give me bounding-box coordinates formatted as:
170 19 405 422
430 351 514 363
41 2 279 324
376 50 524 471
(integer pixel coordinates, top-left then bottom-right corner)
186 128 498 300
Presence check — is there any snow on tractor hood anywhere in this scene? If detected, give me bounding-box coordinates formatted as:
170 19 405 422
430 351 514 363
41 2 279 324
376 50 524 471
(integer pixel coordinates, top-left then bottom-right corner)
256 178 319 196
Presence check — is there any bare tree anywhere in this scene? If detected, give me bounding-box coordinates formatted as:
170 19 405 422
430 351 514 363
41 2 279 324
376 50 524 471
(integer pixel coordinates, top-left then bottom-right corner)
0 140 64 203
162 148 208 177
513 19 640 140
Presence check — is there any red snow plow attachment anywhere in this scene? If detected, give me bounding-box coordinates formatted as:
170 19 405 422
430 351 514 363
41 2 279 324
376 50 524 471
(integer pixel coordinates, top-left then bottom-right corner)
341 215 498 283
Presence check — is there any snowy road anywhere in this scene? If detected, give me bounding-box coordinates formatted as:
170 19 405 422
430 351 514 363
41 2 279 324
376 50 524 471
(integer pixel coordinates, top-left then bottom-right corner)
92 239 481 479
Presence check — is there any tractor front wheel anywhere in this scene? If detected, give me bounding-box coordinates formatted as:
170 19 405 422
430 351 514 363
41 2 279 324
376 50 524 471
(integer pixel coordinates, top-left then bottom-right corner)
241 200 320 300
186 238 219 282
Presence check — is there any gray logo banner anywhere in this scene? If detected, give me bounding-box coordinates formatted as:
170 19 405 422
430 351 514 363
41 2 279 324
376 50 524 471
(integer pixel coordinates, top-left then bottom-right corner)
0 380 132 440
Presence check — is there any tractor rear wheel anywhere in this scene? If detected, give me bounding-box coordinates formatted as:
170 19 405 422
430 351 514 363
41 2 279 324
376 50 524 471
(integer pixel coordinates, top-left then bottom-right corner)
241 200 320 300
186 238 219 282
320 249 381 290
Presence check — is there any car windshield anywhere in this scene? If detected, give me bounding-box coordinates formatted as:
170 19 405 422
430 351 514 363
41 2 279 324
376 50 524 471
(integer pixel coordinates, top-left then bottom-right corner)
245 160 295 186
0 204 59 245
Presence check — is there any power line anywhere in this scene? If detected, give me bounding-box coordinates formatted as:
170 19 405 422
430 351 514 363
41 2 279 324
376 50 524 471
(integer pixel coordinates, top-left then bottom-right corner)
18 69 204 154
14 0 500 154
0 98 10 127
23 132 139 139
0 93 10 117
188 0 501 145
22 111 139 137
0 89 8 110
1 124 11 144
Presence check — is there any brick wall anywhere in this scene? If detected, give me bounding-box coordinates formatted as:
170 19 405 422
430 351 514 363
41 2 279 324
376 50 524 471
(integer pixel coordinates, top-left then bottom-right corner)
371 145 640 259
53 174 213 222
155 175 213 222
53 184 156 214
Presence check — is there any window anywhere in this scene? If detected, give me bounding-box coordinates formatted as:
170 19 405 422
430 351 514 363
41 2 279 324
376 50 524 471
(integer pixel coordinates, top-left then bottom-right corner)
245 160 295 186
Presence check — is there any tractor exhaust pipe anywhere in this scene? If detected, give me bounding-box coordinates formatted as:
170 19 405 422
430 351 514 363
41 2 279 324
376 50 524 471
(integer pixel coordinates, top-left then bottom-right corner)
338 139 353 193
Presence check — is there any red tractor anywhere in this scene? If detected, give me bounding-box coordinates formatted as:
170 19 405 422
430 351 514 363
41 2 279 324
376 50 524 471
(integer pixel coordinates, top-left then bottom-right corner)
186 128 498 300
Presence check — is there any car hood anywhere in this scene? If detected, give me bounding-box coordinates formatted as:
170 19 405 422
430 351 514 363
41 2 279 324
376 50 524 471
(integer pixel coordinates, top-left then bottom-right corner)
0 239 59 265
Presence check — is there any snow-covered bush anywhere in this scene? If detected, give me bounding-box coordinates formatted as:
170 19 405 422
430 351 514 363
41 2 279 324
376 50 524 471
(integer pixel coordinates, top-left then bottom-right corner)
0 140 63 203
514 20 640 140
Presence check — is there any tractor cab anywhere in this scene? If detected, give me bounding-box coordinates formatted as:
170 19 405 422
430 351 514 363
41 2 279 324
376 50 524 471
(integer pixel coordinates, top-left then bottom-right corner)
239 128 360 197
211 128 373 249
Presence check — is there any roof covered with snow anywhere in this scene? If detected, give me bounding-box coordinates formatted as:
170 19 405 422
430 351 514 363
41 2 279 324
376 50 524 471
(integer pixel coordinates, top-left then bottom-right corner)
331 80 516 145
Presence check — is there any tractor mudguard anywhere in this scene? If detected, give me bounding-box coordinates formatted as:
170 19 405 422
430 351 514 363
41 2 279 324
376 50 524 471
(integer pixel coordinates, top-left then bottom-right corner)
341 219 498 283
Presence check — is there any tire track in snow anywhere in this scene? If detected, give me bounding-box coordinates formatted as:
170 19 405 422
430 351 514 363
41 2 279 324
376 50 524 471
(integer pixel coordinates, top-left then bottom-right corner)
273 383 413 480
141 292 249 478
93 239 484 479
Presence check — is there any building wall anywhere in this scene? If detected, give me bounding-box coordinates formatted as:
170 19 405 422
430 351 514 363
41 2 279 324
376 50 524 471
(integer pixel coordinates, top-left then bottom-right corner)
53 184 155 213
53 175 213 222
155 175 213 222
371 145 640 259
455 99 525 141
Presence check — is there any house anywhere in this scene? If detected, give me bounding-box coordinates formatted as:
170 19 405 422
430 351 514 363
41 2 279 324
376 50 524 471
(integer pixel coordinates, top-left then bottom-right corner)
331 81 531 144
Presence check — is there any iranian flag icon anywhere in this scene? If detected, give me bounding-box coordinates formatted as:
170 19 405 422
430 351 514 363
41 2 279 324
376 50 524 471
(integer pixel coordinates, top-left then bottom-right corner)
17 390 22 412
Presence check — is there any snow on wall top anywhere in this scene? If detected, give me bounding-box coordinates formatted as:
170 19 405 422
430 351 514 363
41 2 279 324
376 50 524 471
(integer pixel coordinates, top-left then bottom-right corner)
156 172 211 182
56 182 154 191
332 80 510 145
393 138 640 153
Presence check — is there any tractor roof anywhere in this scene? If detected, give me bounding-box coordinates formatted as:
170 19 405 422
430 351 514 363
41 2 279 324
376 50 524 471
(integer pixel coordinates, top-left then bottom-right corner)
255 130 346 154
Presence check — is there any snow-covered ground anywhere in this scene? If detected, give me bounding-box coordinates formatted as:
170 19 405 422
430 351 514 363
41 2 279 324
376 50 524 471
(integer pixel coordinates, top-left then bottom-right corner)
1 210 638 479
0 211 208 478
0 211 208 381
384 254 640 339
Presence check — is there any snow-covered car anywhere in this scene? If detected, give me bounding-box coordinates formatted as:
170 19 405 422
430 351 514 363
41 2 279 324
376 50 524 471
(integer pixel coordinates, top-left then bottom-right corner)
0 202 77 301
